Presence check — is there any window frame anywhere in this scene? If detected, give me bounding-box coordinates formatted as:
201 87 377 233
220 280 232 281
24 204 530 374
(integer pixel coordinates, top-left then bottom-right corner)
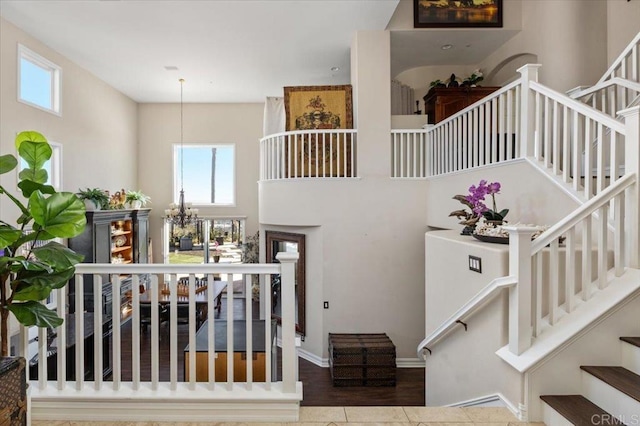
17 44 62 116
172 143 237 207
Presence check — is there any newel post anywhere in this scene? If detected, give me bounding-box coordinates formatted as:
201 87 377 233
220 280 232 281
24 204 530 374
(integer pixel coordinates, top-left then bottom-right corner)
517 64 542 158
503 226 538 355
619 106 640 268
276 251 299 393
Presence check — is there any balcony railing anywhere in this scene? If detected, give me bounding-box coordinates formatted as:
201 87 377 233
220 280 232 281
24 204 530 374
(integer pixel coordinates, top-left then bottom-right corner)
19 254 302 422
260 129 357 180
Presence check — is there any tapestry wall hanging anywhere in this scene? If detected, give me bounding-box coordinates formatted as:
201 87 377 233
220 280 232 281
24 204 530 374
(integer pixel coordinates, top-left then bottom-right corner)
283 85 353 177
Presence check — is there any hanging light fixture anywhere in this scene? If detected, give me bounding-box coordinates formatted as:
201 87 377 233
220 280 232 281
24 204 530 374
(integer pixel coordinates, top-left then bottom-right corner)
165 78 198 228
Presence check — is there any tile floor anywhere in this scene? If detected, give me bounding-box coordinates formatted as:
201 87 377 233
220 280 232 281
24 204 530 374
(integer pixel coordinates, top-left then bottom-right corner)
32 406 546 425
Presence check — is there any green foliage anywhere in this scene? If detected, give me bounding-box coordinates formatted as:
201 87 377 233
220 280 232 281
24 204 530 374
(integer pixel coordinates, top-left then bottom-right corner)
76 187 110 209
124 190 151 206
0 130 86 356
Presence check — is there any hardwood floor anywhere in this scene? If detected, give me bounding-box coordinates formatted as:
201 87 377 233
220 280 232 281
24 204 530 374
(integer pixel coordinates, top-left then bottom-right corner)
116 297 425 406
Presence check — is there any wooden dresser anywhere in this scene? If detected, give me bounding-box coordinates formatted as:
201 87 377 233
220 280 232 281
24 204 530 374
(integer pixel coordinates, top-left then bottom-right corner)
423 86 500 124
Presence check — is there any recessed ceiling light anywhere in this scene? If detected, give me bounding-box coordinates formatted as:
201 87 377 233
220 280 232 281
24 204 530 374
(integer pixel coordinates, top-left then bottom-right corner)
164 66 179 71
441 44 453 50
331 66 340 72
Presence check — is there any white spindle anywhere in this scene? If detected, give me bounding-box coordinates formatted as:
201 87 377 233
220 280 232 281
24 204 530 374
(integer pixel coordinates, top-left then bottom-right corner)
75 276 85 390
506 89 513 160
169 275 177 390
37 326 47 390
572 112 581 192
112 275 121 391
598 205 609 289
533 253 542 337
491 98 498 163
245 275 253 390
614 193 624 277
58 278 67 390
264 273 272 390
553 101 560 175
548 239 559 325
329 133 334 177
93 275 103 391
582 216 593 301
226 273 234 390
132 275 140 390
544 96 551 168
562 105 570 183
151 275 160 390
565 229 576 313
584 117 593 198
207 274 216 389
596 123 605 193
188 275 196 390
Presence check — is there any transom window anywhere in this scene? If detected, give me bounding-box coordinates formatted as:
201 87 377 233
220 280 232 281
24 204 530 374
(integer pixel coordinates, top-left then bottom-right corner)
173 144 235 206
18 44 61 115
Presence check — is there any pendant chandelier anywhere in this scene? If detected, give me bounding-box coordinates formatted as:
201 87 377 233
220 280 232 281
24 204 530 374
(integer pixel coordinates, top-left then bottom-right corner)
165 78 197 228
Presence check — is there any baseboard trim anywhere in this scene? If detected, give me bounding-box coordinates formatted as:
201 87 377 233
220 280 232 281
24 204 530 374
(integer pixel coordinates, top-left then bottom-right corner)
448 393 522 420
397 357 426 368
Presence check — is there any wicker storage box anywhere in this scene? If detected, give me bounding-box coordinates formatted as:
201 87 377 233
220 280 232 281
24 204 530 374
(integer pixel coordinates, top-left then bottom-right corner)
328 333 396 387
0 357 27 426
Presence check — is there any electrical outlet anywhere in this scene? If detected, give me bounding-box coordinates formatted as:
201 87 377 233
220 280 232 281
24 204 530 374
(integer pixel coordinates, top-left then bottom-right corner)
323 301 329 309
469 255 482 273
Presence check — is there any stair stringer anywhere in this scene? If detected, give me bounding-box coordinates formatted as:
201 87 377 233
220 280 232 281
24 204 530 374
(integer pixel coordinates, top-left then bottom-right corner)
521 273 640 422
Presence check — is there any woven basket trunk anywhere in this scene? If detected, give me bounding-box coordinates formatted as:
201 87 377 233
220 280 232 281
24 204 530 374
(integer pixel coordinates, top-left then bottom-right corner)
0 357 27 426
328 333 396 387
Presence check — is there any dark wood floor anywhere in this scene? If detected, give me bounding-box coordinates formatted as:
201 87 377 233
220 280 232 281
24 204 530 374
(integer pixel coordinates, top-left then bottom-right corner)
116 297 424 406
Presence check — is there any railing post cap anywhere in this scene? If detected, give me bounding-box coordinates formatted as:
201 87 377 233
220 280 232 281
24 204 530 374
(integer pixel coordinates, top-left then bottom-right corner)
276 252 299 262
517 63 542 73
502 225 539 234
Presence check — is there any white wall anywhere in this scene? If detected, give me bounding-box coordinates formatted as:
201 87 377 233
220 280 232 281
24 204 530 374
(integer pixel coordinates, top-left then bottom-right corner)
260 178 428 360
426 160 581 232
0 17 138 224
137 103 263 262
424 230 521 407
478 0 609 91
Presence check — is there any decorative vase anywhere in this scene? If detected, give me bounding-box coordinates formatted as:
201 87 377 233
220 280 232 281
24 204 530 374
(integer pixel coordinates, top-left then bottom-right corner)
83 199 101 211
128 200 142 210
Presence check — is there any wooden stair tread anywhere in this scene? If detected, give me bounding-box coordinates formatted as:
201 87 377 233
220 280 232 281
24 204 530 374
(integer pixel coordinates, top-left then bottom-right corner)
540 395 624 425
581 366 640 403
620 337 640 348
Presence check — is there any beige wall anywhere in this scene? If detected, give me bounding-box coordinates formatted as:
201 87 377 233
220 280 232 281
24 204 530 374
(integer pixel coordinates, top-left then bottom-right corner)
0 17 138 224
478 0 609 91
607 1 640 64
137 103 263 262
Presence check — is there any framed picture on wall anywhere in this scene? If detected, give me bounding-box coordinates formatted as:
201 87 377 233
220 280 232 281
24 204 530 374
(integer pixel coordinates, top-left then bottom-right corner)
414 0 503 28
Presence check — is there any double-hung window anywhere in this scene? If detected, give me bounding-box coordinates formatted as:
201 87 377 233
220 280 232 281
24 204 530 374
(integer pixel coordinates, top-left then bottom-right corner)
18 44 62 115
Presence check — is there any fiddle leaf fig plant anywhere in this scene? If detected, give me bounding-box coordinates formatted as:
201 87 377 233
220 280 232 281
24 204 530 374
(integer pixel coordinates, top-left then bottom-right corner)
0 131 87 357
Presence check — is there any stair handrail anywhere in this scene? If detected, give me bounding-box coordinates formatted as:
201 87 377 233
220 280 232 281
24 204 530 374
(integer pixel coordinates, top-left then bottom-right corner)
427 78 523 133
416 275 517 357
418 175 636 359
595 31 640 86
530 173 636 254
529 81 626 135
572 77 640 100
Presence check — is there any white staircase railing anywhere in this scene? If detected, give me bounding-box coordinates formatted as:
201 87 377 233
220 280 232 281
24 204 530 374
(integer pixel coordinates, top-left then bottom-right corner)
529 81 627 200
21 255 302 422
260 129 357 180
595 31 640 87
569 77 640 120
418 105 640 360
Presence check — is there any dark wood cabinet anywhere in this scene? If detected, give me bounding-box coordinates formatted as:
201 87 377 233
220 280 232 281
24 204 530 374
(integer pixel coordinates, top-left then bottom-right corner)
423 87 500 124
68 209 151 321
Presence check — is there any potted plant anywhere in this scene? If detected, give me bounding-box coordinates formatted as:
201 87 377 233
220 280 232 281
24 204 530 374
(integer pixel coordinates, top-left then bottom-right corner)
77 187 109 211
124 190 151 209
0 131 86 422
